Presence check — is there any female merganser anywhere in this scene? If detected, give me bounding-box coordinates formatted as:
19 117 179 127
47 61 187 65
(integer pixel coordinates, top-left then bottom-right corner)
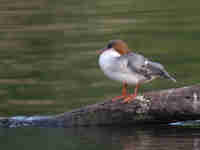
98 40 176 103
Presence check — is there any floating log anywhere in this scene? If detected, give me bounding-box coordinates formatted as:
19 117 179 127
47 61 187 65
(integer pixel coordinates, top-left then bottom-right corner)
1 84 200 128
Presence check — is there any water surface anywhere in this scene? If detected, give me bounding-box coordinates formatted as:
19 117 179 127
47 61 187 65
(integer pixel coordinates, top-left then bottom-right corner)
0 0 200 149
0 0 200 116
1 126 200 150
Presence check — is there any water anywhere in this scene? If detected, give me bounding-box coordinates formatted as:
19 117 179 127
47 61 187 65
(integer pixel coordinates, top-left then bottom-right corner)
1 0 200 116
0 126 200 150
1 0 200 149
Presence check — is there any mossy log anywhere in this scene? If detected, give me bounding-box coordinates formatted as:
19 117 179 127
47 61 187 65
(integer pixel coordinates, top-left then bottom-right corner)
1 84 200 128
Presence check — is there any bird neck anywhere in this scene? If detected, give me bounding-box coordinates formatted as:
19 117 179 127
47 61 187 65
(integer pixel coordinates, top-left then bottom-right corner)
115 48 130 55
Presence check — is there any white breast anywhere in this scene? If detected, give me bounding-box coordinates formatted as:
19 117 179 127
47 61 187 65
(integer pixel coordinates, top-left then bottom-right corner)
98 48 121 70
98 48 147 85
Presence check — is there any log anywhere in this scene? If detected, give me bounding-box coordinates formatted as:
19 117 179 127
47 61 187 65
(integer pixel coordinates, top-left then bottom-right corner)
1 84 200 128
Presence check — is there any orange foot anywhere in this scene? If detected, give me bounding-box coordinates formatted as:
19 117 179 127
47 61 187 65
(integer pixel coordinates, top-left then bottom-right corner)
112 95 126 102
122 94 137 103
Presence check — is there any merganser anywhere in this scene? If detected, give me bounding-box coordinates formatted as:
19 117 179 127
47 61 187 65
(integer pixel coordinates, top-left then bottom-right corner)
98 40 176 103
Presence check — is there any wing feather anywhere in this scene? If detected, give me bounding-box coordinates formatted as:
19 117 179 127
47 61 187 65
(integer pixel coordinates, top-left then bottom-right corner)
119 52 176 82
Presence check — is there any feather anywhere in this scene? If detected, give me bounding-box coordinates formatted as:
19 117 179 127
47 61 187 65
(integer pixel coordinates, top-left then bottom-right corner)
119 52 176 82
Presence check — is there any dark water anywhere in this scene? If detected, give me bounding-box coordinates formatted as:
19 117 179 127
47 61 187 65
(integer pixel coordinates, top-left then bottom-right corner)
0 126 200 150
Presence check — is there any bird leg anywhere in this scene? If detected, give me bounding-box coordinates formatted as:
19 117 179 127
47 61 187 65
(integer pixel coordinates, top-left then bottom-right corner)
112 83 128 102
122 84 140 103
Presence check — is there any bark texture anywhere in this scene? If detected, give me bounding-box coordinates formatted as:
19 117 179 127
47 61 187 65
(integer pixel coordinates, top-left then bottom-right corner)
1 84 200 128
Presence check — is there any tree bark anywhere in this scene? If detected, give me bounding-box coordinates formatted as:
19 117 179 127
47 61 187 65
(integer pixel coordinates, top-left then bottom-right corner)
1 84 200 128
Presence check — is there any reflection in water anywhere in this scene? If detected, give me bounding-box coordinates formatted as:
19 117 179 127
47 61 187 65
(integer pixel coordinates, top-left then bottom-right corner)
194 138 200 150
63 126 200 150
0 126 200 150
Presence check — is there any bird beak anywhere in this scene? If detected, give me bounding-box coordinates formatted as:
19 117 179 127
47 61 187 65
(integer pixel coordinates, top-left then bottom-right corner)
96 48 107 55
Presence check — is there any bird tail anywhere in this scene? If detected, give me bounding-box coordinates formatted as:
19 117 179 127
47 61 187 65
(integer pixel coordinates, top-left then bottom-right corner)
162 70 176 82
148 61 176 82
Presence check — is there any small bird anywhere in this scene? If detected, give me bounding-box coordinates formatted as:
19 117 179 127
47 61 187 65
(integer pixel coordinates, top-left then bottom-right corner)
98 40 176 103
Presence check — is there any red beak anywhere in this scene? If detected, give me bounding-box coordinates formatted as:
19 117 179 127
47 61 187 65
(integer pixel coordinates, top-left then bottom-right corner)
96 48 107 55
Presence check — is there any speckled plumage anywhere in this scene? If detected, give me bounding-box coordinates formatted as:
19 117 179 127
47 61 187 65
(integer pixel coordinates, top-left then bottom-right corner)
99 48 176 85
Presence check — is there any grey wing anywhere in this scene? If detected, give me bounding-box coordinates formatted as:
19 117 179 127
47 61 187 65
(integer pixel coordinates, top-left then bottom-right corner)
121 53 176 82
146 61 176 82
119 53 151 78
145 61 166 76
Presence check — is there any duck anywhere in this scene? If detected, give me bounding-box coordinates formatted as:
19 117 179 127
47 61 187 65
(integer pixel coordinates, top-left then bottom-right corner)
98 40 176 103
